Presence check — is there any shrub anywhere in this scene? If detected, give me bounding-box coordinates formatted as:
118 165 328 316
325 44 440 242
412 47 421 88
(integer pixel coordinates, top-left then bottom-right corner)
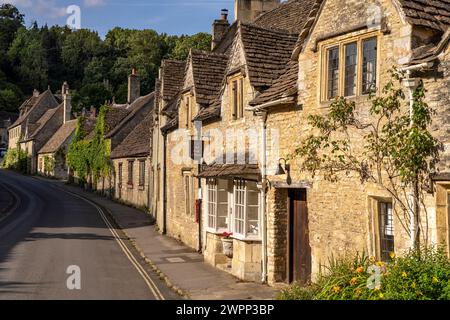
278 247 450 300
1 145 30 173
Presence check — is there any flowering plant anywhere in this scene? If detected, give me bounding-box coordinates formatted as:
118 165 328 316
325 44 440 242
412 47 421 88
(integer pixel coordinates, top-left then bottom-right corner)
222 232 233 239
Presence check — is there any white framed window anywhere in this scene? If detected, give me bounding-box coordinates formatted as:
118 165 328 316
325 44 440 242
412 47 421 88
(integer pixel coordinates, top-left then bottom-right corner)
206 178 229 232
232 179 260 240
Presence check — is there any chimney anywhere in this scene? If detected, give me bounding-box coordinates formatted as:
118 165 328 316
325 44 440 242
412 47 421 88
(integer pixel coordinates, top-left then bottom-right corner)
234 0 280 23
33 89 40 97
212 9 230 50
128 68 140 104
62 81 71 124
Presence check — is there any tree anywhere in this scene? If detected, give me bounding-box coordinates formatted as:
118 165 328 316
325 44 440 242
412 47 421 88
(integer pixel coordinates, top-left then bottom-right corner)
169 32 212 60
292 70 442 249
0 4 24 57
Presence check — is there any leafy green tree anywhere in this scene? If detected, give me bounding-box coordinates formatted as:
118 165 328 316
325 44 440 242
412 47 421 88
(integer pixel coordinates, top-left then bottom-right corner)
0 4 24 59
71 83 112 112
7 26 48 91
292 70 442 248
169 32 212 60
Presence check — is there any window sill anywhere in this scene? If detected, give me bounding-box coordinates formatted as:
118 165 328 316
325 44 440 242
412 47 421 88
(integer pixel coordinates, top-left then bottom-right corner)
138 185 145 191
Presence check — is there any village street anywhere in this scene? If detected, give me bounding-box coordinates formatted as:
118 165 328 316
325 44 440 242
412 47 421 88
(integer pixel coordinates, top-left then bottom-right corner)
0 169 176 300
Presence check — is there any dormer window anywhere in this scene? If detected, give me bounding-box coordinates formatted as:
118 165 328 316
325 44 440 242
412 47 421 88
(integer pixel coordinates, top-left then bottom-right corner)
229 75 244 120
321 34 378 101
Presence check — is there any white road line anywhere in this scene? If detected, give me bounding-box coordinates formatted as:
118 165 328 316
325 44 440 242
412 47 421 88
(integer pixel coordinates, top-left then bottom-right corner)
52 185 165 300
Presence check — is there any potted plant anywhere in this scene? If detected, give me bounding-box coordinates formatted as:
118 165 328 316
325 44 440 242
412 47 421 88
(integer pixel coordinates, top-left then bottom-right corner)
221 232 233 258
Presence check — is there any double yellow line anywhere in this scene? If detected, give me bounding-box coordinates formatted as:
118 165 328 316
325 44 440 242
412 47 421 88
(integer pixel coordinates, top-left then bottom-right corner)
55 186 166 300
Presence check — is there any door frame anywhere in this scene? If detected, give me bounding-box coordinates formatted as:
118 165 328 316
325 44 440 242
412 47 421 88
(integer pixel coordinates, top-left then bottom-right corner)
287 188 311 284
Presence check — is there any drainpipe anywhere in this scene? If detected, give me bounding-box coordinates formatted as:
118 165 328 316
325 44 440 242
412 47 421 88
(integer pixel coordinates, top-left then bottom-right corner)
399 61 433 248
258 110 268 284
162 133 168 234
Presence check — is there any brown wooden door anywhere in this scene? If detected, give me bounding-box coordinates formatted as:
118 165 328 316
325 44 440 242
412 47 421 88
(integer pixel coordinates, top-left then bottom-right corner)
289 189 311 284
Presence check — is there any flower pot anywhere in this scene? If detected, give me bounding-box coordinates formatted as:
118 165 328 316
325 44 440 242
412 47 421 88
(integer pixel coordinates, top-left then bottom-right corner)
221 238 233 258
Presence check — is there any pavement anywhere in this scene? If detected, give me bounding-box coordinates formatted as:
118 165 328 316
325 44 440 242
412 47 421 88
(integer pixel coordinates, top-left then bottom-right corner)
0 169 178 300
37 176 278 300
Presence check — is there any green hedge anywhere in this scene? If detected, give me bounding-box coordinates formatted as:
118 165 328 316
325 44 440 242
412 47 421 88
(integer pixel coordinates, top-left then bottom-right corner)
278 247 450 300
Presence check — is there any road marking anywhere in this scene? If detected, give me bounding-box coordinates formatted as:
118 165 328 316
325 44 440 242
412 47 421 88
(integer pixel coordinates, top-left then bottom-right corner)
51 185 166 300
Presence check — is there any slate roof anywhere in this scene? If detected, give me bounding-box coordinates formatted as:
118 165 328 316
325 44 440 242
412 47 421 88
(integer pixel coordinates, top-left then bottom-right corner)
240 23 299 89
161 60 185 101
253 0 318 33
38 119 77 154
110 113 153 159
398 0 450 32
11 90 59 128
194 98 221 122
191 50 229 106
249 60 299 106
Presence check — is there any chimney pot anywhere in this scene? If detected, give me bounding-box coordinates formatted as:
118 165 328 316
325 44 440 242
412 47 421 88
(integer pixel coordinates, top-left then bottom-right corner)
221 9 229 20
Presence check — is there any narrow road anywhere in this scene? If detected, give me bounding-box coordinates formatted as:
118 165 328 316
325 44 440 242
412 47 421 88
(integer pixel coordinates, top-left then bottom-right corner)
0 169 176 300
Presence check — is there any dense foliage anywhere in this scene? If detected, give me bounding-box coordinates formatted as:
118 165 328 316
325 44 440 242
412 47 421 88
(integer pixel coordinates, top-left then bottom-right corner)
0 4 211 113
278 247 450 300
67 105 111 184
1 142 30 172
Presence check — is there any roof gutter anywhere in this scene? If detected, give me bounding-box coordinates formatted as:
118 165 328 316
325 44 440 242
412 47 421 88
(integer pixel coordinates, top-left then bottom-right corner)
246 96 295 112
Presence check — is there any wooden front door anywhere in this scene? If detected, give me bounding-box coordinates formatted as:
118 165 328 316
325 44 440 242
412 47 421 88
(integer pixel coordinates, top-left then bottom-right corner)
288 189 311 284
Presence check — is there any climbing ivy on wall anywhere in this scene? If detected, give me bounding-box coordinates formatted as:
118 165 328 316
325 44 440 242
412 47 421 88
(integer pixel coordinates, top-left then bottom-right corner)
43 155 55 176
67 105 112 184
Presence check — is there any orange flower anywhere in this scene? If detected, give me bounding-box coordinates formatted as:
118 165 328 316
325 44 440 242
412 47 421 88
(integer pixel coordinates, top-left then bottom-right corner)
355 266 364 274
350 277 358 285
332 286 341 293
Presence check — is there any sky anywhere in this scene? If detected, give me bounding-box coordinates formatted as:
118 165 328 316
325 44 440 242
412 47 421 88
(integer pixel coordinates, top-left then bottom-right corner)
0 0 235 37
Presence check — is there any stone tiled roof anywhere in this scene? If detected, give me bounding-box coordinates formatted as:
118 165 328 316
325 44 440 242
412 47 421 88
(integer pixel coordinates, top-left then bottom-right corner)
197 163 260 179
154 79 162 111
194 98 221 122
110 113 153 159
161 60 186 101
27 105 61 139
105 92 154 138
249 60 298 106
191 50 229 106
241 23 299 88
409 27 450 63
398 0 450 32
38 119 77 154
253 0 318 33
161 117 178 135
11 90 59 128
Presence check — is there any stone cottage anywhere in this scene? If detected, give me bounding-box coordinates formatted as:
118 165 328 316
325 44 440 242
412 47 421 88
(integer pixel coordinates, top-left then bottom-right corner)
110 112 153 208
247 0 450 285
8 83 71 174
151 59 186 232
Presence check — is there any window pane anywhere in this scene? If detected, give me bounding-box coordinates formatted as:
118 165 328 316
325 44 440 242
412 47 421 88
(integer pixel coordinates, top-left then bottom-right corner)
362 38 377 94
246 182 259 237
207 179 217 229
379 201 394 261
232 81 238 119
234 180 245 235
344 42 357 96
327 47 340 100
217 179 228 229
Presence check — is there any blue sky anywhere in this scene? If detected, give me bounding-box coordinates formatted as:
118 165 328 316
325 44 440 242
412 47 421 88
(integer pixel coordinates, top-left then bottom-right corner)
1 0 235 37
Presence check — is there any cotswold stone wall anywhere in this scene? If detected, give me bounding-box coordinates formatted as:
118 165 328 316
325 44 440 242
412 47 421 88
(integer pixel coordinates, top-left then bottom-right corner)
112 158 150 209
263 0 444 284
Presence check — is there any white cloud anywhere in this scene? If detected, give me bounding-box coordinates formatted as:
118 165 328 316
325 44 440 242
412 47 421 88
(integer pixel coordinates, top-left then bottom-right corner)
34 0 67 19
83 0 106 8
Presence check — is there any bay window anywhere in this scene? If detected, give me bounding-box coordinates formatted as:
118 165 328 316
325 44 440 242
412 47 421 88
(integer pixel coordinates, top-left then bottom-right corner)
205 178 261 240
322 34 378 101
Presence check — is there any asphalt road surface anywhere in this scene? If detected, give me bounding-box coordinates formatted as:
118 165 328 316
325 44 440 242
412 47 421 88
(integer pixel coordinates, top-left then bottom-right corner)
0 169 177 300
